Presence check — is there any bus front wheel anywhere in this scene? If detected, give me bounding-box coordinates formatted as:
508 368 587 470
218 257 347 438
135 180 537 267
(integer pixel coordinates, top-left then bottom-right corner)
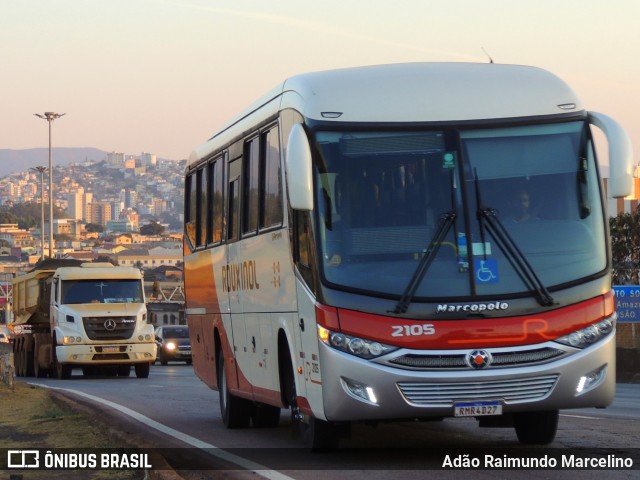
514 410 558 445
284 357 341 451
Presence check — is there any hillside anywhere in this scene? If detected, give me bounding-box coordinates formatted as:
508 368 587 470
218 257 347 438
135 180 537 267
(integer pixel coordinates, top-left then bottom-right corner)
0 148 109 177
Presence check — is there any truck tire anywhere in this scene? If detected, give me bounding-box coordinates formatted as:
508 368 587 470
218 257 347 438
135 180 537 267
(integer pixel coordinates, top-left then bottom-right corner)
24 335 35 377
14 337 23 377
33 334 49 378
134 363 150 378
52 337 72 380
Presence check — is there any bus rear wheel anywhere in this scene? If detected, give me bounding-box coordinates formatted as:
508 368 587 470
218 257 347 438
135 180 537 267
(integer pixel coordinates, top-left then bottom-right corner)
514 410 558 445
218 350 251 428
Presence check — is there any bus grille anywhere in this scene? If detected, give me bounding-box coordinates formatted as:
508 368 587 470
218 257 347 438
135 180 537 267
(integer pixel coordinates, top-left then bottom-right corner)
83 316 136 341
397 374 559 406
387 347 565 370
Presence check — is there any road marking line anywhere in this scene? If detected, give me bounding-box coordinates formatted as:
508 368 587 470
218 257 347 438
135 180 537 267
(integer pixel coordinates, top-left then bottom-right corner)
28 382 295 480
560 414 602 420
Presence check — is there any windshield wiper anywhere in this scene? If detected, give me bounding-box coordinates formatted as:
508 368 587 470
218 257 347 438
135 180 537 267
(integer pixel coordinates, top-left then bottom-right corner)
392 211 456 314
476 206 555 307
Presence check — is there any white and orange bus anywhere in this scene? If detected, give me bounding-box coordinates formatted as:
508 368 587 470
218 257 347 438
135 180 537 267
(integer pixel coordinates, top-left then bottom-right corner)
183 62 633 449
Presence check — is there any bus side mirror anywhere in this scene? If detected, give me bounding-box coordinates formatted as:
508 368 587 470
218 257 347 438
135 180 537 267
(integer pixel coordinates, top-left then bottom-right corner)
285 123 313 211
589 112 634 199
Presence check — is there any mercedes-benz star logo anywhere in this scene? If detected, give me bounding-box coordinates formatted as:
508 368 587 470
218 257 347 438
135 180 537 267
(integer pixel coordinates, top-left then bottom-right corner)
466 349 492 369
104 319 117 331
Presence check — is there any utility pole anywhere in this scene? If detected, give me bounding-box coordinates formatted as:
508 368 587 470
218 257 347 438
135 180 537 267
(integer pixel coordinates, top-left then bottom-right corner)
34 112 65 258
29 166 47 262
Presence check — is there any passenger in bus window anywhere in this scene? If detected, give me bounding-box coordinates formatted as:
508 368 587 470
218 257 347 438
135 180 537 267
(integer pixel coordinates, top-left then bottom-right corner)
511 189 539 223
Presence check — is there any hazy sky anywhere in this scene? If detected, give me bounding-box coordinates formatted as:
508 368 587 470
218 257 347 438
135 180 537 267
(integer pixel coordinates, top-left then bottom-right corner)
2 0 639 164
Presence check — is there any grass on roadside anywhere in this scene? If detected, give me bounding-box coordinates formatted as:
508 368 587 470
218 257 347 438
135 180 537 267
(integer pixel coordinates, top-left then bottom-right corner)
1 381 146 479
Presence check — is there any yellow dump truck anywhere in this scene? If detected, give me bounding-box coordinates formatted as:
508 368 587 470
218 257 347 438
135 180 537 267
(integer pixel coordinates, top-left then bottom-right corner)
11 260 156 379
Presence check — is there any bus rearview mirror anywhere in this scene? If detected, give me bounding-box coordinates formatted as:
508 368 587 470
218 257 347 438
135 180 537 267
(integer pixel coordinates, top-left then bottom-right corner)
285 123 314 210
589 111 634 199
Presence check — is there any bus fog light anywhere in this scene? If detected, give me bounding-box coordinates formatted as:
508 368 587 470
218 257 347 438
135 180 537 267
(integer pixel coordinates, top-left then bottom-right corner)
576 366 607 395
341 378 378 404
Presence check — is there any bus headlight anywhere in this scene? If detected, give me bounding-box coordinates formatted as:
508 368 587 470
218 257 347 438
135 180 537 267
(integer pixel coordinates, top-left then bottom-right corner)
555 318 615 349
318 326 397 359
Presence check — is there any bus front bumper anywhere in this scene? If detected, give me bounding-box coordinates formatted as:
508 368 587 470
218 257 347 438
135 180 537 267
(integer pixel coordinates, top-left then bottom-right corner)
317 332 616 422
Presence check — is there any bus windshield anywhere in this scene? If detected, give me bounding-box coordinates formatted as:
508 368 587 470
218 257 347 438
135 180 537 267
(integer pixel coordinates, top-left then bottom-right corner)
312 121 606 301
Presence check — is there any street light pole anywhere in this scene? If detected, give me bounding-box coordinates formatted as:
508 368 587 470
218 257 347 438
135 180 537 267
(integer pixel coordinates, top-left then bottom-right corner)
30 166 47 262
34 112 65 258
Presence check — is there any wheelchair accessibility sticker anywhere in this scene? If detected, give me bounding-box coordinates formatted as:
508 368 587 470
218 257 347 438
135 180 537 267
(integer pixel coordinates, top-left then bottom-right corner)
474 259 498 283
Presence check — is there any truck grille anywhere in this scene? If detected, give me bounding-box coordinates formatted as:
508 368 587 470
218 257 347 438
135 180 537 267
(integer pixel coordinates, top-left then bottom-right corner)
83 316 136 341
397 374 559 406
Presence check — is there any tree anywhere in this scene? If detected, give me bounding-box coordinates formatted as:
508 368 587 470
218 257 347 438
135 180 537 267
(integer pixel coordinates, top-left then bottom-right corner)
85 223 104 233
95 255 117 265
140 221 165 236
609 208 640 284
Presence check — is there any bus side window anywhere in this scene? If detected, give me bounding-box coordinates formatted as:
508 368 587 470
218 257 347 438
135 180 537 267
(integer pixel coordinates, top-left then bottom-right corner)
294 210 315 291
185 173 197 247
227 158 242 242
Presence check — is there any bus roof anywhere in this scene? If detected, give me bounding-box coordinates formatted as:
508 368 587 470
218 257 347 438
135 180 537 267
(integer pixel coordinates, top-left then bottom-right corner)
188 62 583 168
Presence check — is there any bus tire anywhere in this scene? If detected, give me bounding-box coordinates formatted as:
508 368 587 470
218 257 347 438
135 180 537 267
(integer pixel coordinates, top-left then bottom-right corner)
218 350 251 428
135 363 150 378
251 402 281 428
283 355 339 451
514 410 558 445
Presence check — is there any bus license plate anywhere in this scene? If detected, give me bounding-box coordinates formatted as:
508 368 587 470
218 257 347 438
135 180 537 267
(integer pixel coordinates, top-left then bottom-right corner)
103 346 119 353
454 401 502 417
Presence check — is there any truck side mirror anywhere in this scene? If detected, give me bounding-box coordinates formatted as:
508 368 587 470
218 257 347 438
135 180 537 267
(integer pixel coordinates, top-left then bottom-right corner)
588 112 634 199
285 123 313 211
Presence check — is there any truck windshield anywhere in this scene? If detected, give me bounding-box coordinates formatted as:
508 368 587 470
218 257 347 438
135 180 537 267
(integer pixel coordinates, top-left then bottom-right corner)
61 280 144 304
312 121 606 302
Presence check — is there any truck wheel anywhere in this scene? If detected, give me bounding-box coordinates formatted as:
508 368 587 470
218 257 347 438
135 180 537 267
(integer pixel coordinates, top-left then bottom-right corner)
24 335 35 377
14 337 23 377
514 410 558 445
218 349 251 428
33 334 49 378
52 339 71 380
134 363 150 378
55 361 72 380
